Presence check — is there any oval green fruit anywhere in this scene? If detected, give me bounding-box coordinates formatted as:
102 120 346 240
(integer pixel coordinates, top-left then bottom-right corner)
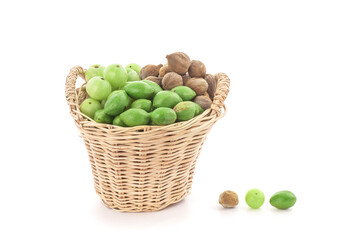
86 76 112 101
124 81 154 99
120 108 150 127
94 109 113 124
150 107 177 125
126 63 141 75
131 99 152 112
173 101 196 121
270 190 297 210
103 64 128 90
113 115 126 127
245 189 265 209
85 64 105 81
171 86 196 101
193 102 204 116
104 90 130 116
153 91 182 108
142 80 163 95
80 98 102 119
126 68 140 81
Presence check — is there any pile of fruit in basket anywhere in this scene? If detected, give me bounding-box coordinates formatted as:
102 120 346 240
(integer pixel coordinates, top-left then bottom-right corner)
80 52 217 127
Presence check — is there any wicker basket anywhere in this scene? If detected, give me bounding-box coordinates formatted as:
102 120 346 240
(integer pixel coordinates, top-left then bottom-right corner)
65 66 230 212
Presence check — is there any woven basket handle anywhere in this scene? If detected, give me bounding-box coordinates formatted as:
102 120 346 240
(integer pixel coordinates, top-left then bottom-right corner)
65 66 86 108
210 73 230 116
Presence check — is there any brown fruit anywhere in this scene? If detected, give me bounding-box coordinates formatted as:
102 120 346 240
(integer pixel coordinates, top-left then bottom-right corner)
144 76 162 86
203 92 210 98
193 95 212 110
204 74 217 100
159 64 171 77
182 74 191 85
219 190 239 208
162 72 183 90
166 52 191 75
139 64 163 79
188 60 206 78
185 77 208 95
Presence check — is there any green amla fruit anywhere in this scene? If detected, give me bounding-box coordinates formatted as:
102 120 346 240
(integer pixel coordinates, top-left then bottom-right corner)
85 64 105 81
126 68 140 81
120 108 150 127
80 98 102 119
104 90 130 116
245 189 265 209
193 102 204 116
94 109 113 124
103 64 128 90
142 80 163 95
126 63 141 75
131 99 152 112
171 86 196 101
270 190 297 210
113 115 126 127
150 107 177 125
173 101 196 121
124 81 154 99
153 91 182 108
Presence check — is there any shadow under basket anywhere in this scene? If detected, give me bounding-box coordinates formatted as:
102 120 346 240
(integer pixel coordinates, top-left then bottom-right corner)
65 66 230 212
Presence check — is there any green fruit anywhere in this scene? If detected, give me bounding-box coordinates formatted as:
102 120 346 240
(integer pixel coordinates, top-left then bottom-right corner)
171 86 196 101
126 63 141 75
104 90 130 116
142 80 163 95
193 103 204 116
153 91 182 108
103 64 128 90
94 109 113 124
245 189 265 209
120 109 150 127
270 191 297 210
86 76 112 101
131 99 152 112
126 68 140 81
150 107 177 125
124 81 154 99
80 98 102 119
173 101 196 121
85 64 105 81
113 115 126 127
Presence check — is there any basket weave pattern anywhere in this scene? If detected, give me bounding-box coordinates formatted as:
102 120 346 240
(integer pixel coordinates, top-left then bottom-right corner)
65 66 230 212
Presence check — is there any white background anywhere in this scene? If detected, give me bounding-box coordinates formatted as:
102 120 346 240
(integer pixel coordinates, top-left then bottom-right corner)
1 0 358 239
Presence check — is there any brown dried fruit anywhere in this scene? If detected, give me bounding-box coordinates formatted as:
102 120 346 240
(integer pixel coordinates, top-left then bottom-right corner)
203 92 210 98
166 52 191 75
219 190 239 208
162 72 183 90
193 95 212 110
188 60 206 78
182 74 191 85
159 63 171 77
139 64 163 80
144 76 162 86
185 77 208 95
204 74 217 100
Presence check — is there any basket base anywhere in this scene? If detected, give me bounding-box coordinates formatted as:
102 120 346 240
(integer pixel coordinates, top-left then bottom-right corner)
97 190 190 213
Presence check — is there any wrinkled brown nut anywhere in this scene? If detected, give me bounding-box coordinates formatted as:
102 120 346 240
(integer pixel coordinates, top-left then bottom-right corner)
162 72 183 90
188 60 206 78
144 76 162 86
139 64 163 79
193 95 212 110
219 190 239 208
166 52 191 75
159 63 171 77
182 74 191 85
204 74 217 100
203 92 210 98
185 77 208 95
